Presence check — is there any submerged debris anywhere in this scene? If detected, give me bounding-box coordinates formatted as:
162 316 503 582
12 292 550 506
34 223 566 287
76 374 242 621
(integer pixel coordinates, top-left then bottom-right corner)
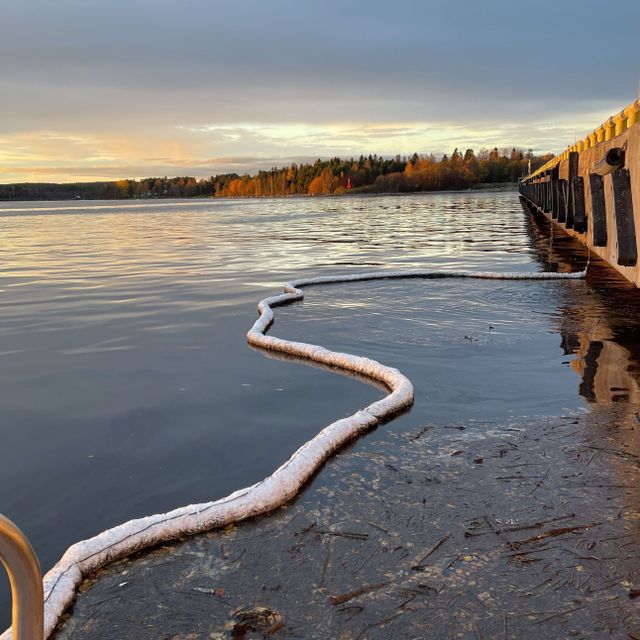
53 406 640 639
225 606 284 639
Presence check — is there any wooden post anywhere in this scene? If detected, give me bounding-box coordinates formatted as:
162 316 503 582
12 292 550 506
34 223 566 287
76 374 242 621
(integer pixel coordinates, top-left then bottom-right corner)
611 167 638 266
566 152 579 228
544 176 551 212
572 177 587 233
557 179 567 223
589 173 608 247
550 167 559 220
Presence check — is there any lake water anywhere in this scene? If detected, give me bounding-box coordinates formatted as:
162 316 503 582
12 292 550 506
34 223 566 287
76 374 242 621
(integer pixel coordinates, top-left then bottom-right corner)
2 190 640 626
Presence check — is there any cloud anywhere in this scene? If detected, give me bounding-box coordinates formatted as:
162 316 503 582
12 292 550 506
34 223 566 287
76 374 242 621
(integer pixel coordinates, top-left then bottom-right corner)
1 0 639 181
0 105 622 183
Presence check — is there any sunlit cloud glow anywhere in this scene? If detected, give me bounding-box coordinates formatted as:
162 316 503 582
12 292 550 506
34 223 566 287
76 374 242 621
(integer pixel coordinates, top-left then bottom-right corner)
0 109 620 183
1 0 639 183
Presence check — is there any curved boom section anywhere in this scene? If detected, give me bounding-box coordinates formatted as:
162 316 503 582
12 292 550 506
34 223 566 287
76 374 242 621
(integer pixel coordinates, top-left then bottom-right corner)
0 268 585 639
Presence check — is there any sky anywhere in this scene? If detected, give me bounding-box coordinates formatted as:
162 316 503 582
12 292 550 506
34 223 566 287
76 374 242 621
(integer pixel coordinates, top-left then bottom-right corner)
1 0 640 183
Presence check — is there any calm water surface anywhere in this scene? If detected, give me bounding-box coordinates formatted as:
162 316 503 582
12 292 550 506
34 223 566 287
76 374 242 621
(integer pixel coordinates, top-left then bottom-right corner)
1 191 640 624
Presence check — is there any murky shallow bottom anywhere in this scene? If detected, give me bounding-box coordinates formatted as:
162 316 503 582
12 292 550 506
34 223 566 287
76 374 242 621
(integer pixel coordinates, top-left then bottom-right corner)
1 191 640 626
53 406 640 639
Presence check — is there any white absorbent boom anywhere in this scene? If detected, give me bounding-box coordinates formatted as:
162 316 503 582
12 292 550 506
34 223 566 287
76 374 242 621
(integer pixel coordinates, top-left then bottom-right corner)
0 267 586 640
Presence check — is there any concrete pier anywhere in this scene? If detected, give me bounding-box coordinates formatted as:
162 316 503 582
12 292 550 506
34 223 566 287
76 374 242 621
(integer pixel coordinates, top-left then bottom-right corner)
520 100 640 286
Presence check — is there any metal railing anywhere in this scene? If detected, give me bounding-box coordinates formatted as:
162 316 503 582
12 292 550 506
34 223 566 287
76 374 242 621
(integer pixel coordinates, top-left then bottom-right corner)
0 515 43 640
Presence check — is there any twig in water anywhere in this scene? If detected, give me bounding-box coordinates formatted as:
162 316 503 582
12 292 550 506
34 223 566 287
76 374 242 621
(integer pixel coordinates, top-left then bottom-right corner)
497 438 518 449
320 537 333 586
354 544 382 575
412 534 450 570
367 521 389 534
484 515 517 552
308 529 369 540
330 581 390 606
501 514 575 533
514 522 599 546
298 521 317 535
532 603 584 625
530 469 550 495
410 426 433 440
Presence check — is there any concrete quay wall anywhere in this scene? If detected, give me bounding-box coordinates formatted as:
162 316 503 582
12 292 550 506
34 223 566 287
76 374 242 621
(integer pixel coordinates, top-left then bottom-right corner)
520 103 640 286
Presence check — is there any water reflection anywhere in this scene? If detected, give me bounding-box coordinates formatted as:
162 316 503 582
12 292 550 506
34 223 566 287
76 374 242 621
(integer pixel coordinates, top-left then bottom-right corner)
2 191 544 601
2 191 640 627
249 344 393 395
523 201 640 409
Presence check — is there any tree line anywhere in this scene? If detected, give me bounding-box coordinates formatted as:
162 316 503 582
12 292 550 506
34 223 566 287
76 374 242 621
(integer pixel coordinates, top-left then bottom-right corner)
0 148 553 201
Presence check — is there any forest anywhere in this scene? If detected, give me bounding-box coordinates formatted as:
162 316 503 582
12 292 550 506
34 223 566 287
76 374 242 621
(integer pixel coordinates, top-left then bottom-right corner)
0 148 552 200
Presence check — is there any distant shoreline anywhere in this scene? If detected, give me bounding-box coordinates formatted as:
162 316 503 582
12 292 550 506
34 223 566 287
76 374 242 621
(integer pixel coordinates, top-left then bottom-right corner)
0 181 519 203
0 149 550 202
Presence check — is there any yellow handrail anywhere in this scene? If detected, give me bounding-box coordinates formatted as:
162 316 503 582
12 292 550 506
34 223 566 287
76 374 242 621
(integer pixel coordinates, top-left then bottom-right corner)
525 97 640 181
0 515 44 640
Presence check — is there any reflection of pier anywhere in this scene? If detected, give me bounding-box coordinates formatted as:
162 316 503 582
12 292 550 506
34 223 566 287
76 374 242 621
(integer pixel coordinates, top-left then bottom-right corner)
572 331 640 404
523 201 640 406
